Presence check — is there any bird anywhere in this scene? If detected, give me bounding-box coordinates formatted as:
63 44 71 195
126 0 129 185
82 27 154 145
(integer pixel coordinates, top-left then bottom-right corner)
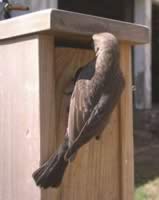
32 32 125 188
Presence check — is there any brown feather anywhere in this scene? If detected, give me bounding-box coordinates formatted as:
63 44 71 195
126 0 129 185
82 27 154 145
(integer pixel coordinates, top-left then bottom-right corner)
65 33 125 160
32 32 125 188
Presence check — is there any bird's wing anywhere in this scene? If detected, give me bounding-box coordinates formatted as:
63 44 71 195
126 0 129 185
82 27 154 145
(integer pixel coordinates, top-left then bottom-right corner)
67 60 96 143
66 92 110 161
65 68 125 160
67 77 92 143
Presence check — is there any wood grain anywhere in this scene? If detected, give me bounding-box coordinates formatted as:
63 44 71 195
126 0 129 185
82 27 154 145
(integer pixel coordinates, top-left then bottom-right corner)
54 47 121 200
0 32 134 200
119 42 134 200
0 35 41 200
0 34 58 200
38 34 58 200
0 9 149 44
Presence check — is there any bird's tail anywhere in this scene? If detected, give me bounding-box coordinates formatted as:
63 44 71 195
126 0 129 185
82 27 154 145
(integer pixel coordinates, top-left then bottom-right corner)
32 137 69 188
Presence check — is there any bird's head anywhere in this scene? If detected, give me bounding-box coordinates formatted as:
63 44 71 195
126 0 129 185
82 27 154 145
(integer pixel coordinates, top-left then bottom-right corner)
92 32 118 55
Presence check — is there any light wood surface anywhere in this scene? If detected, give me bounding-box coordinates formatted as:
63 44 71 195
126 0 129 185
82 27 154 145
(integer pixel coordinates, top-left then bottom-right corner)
0 35 41 200
49 44 134 200
119 43 134 200
0 34 58 200
0 9 149 44
37 34 58 200
0 11 138 198
54 47 120 200
0 35 134 200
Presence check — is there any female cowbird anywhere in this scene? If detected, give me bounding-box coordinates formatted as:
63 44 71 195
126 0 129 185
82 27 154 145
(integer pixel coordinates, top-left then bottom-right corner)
32 32 125 188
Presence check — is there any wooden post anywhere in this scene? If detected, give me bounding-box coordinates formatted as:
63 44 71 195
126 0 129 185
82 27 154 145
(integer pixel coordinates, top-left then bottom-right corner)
134 0 152 109
119 43 134 200
0 9 149 200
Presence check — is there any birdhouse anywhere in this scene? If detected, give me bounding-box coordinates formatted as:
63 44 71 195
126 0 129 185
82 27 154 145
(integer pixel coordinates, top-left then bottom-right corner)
0 9 149 200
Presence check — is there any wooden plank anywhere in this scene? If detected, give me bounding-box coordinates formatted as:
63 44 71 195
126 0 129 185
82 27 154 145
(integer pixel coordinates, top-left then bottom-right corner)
0 35 41 200
0 9 52 40
119 42 134 200
0 33 58 200
0 9 149 44
54 47 121 200
51 9 149 44
37 34 58 200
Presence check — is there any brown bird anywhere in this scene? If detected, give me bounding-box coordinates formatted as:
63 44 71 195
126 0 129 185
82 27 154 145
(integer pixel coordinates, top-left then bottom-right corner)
32 32 125 188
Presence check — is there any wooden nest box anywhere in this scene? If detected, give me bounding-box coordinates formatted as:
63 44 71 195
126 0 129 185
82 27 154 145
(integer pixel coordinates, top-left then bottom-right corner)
0 9 149 200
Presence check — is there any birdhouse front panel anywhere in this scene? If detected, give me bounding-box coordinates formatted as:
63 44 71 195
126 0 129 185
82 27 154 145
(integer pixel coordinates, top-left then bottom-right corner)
53 47 122 200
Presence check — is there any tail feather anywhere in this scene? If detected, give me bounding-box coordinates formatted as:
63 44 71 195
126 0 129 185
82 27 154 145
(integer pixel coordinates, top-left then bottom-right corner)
32 138 69 188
